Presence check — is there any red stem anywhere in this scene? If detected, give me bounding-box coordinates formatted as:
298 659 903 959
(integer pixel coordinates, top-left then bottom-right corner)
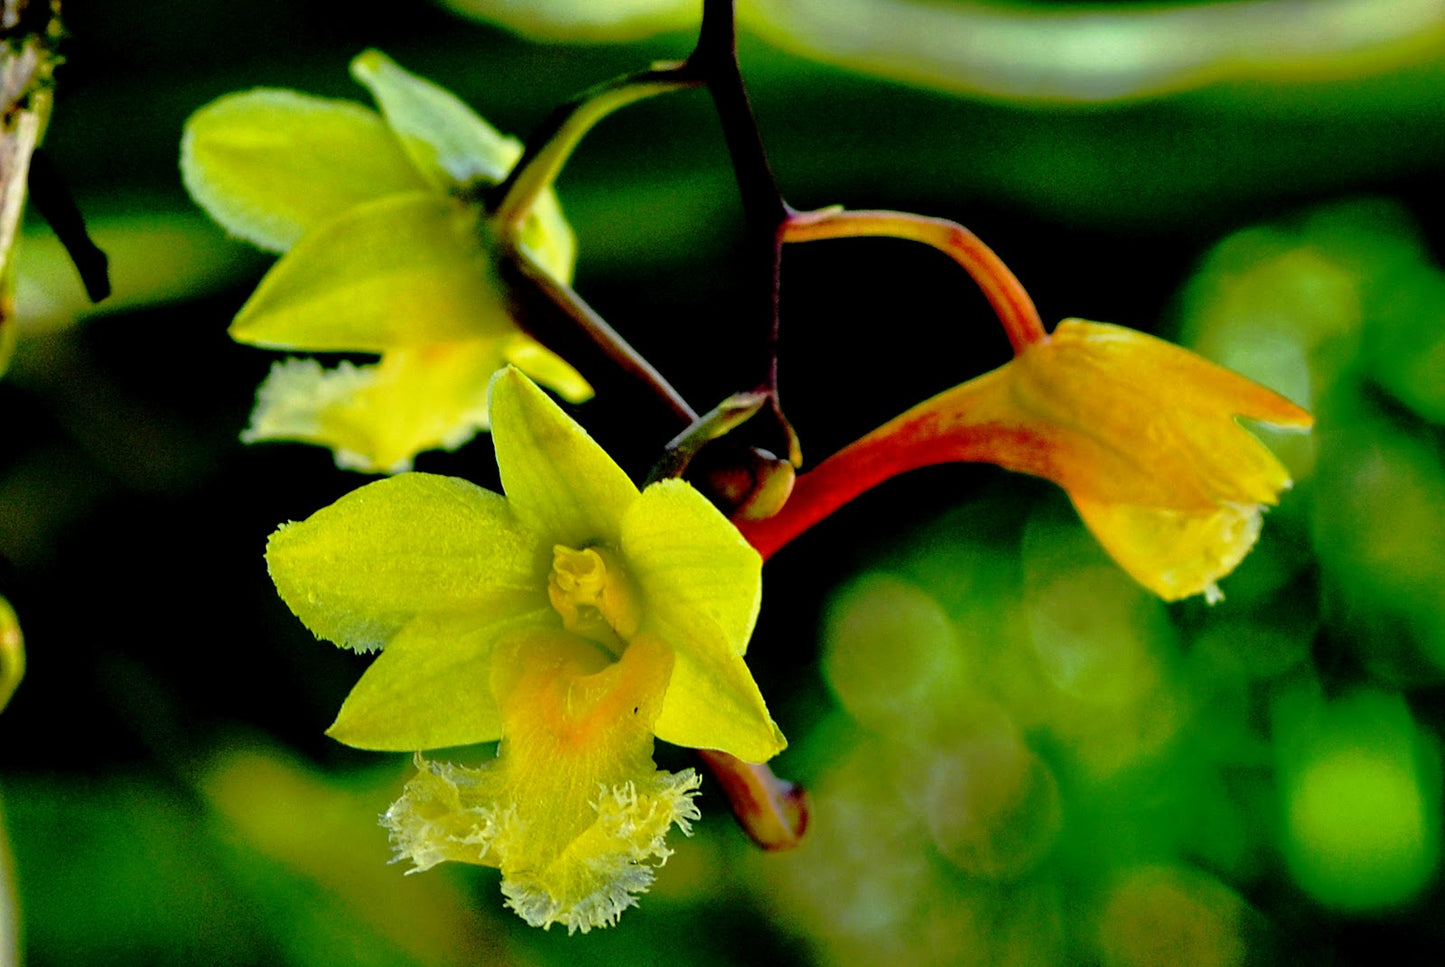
783 208 1047 355
737 378 1034 560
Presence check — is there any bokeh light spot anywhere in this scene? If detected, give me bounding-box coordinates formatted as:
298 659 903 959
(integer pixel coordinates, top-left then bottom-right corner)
1097 864 1248 967
1277 689 1441 910
822 572 970 735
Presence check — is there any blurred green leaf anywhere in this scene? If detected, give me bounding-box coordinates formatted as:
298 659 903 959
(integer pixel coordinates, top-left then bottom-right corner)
742 0 1445 103
14 212 263 337
200 744 505 967
441 0 1445 106
436 0 696 42
4 774 260 966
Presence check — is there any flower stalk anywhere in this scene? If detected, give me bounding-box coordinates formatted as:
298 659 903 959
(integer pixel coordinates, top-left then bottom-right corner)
681 0 801 466
736 394 999 562
182 0 1323 932
782 207 1047 354
697 750 809 851
488 67 700 231
502 246 699 427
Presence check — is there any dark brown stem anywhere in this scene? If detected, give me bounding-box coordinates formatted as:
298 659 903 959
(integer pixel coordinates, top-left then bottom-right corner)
690 0 788 229
684 0 798 463
503 249 698 426
27 150 110 302
479 61 703 425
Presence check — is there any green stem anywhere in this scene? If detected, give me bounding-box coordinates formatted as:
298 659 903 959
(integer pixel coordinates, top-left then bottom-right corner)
485 63 704 427
647 390 768 483
489 68 700 232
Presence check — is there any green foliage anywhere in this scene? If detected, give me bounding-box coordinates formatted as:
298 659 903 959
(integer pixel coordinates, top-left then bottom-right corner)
1180 199 1445 679
2 747 504 967
445 0 1445 107
438 0 697 41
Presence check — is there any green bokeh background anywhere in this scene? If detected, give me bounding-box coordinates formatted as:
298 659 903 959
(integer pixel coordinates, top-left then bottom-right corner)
2 1 1444 965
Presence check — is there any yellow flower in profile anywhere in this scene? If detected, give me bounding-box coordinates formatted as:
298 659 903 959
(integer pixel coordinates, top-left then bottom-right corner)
266 368 785 932
742 319 1312 603
181 50 590 473
919 319 1313 601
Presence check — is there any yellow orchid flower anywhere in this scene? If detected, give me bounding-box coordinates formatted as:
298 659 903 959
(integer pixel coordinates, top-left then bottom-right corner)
957 318 1313 601
266 368 785 932
181 50 591 473
742 319 1312 602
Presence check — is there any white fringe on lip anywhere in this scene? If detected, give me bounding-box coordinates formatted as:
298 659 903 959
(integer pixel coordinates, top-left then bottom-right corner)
382 754 702 934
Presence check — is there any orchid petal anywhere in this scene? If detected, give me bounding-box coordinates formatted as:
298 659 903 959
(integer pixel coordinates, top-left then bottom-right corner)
1009 319 1310 510
1071 494 1263 603
347 50 577 284
516 190 578 284
229 192 512 352
623 478 762 655
244 345 504 474
383 632 699 932
350 49 522 189
786 318 1313 603
650 609 785 763
489 367 639 547
502 333 593 405
181 88 426 253
327 608 552 750
267 472 543 652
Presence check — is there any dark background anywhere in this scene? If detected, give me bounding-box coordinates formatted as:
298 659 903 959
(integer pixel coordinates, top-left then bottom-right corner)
2 2 1444 964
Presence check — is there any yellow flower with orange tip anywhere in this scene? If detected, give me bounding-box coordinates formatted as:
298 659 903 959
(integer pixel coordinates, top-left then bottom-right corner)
265 368 785 932
984 320 1312 599
180 50 590 473
741 318 1312 603
912 319 1312 601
